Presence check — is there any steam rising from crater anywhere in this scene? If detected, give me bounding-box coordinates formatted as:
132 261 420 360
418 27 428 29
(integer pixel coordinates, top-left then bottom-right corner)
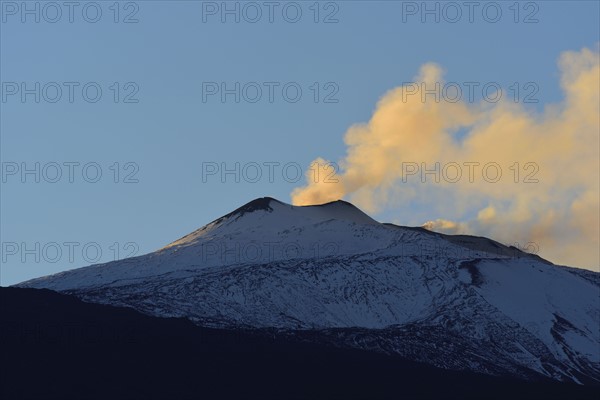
292 47 600 271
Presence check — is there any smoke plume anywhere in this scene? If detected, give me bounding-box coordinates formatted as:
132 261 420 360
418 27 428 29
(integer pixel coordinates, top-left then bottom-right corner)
291 47 599 271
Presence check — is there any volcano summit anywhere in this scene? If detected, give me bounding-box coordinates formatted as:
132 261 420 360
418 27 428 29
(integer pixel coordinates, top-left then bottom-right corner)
17 197 600 385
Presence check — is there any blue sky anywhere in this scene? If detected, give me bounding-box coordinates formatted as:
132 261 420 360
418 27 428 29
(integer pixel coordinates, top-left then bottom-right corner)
1 0 599 285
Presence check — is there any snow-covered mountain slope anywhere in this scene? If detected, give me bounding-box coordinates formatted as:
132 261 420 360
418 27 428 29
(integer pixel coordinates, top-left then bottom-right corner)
16 197 600 384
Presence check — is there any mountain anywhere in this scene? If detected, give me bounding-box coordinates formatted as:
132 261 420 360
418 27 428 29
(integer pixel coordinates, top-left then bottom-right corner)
16 197 600 386
5 287 599 400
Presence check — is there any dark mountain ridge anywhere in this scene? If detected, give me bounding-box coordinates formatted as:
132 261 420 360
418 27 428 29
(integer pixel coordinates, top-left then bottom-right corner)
2 287 598 400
